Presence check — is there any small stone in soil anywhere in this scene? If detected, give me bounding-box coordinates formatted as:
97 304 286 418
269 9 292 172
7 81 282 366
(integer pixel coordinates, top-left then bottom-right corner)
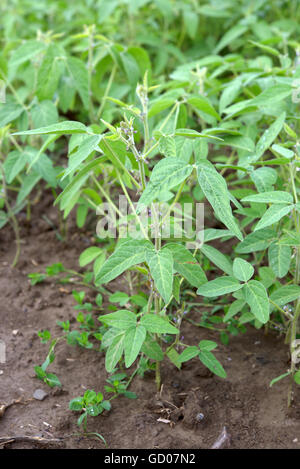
33 389 49 401
196 412 204 422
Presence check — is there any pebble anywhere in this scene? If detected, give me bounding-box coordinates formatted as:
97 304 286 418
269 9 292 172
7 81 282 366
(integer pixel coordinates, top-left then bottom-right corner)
196 412 205 422
33 389 49 401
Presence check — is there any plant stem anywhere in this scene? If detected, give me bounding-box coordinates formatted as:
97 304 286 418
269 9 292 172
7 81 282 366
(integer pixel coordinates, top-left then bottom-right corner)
92 175 122 216
287 163 300 406
116 170 149 240
159 179 186 230
143 140 159 159
154 211 162 391
159 102 179 132
97 64 117 119
102 139 140 190
0 163 21 267
288 299 300 407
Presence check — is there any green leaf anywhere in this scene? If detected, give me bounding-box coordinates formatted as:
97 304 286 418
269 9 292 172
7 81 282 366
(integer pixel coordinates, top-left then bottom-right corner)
279 231 300 246
4 150 27 183
76 205 88 228
124 325 146 368
109 292 130 306
175 136 194 161
101 400 111 411
271 144 294 159
16 172 41 205
128 46 152 80
270 372 291 387
188 96 220 120
105 333 125 372
203 229 232 242
24 147 57 187
178 346 199 363
255 112 286 159
45 372 62 388
140 314 178 334
141 336 164 361
66 57 89 109
173 276 180 303
79 247 103 267
55 157 106 209
200 244 233 276
233 258 254 282
0 103 23 128
31 100 59 128
9 40 45 68
251 88 290 108
63 135 101 179
13 121 88 136
223 98 254 116
241 191 293 205
163 243 207 287
148 98 174 117
259 266 276 289
146 249 173 303
250 167 277 193
268 244 291 278
120 52 140 88
198 5 231 17
220 135 255 152
198 351 226 378
294 371 300 385
166 348 182 369
248 40 280 57
159 136 176 158
215 24 247 53
254 204 293 231
183 7 198 39
0 211 8 229
243 280 269 324
197 276 242 297
284 123 297 140
37 44 62 101
236 229 276 253
101 328 123 349
98 310 137 330
270 285 300 307
69 397 84 411
219 78 241 113
198 340 218 351
175 129 221 140
77 413 87 427
197 160 242 240
138 158 192 209
223 299 245 322
96 239 153 284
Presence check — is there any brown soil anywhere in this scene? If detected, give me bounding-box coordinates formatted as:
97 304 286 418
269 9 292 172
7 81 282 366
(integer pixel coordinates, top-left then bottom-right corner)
0 193 299 449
